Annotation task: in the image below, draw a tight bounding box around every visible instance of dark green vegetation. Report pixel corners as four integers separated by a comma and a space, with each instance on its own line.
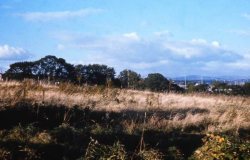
0, 102, 249, 160
3, 55, 250, 95
187, 82, 250, 95
2, 55, 183, 92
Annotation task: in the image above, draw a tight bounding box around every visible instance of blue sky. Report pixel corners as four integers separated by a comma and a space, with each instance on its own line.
0, 0, 250, 77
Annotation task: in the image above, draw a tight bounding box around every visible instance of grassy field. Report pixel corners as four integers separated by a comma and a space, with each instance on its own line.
0, 80, 249, 159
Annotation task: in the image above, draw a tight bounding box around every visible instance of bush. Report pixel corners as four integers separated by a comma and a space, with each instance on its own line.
4, 124, 38, 143
0, 148, 12, 160
191, 134, 250, 159
135, 148, 164, 160
166, 146, 184, 160
84, 138, 126, 160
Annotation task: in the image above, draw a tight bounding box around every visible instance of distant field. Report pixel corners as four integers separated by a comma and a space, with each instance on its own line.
0, 81, 249, 159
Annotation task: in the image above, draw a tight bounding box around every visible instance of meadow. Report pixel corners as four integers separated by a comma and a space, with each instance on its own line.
0, 80, 249, 159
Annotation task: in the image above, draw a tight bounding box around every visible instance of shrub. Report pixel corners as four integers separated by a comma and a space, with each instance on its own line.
19, 146, 42, 160
0, 148, 12, 160
84, 138, 126, 160
29, 131, 52, 144
135, 148, 164, 160
191, 134, 250, 159
4, 124, 38, 143
166, 146, 184, 160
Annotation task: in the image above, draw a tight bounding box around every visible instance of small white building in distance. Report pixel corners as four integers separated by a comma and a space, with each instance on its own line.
0, 73, 3, 81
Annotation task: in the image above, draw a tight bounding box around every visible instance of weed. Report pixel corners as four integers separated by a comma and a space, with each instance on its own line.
192, 134, 250, 159
84, 138, 126, 160
135, 148, 164, 160
0, 148, 12, 160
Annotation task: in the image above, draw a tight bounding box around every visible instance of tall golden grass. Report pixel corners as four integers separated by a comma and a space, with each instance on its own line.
0, 80, 249, 135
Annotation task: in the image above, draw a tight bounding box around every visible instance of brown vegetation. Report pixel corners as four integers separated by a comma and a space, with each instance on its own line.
0, 80, 249, 135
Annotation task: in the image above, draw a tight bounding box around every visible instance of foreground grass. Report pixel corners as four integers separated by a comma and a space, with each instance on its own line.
0, 81, 249, 159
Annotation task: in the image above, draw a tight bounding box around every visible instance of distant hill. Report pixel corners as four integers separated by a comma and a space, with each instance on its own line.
172, 75, 250, 82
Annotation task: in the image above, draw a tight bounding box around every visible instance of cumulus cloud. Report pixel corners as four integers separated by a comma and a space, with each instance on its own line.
54, 32, 245, 76
211, 41, 220, 47
227, 54, 250, 69
123, 32, 140, 41
16, 8, 103, 22
0, 44, 31, 60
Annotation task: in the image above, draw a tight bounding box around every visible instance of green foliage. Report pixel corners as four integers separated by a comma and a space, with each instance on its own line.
84, 138, 126, 160
211, 81, 250, 95
166, 146, 185, 160
144, 73, 169, 92
75, 64, 115, 85
2, 124, 38, 143
52, 124, 82, 145
3, 55, 250, 95
4, 61, 36, 80
36, 55, 76, 81
118, 69, 141, 89
0, 124, 42, 160
90, 123, 113, 135
4, 55, 75, 82
187, 84, 209, 93
191, 134, 250, 160
243, 82, 250, 95
135, 148, 164, 160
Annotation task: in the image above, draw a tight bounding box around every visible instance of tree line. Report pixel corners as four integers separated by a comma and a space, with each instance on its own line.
186, 82, 250, 96
2, 55, 183, 92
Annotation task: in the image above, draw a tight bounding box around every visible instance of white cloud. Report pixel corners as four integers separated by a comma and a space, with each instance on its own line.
54, 32, 244, 76
0, 44, 31, 60
164, 45, 201, 59
211, 41, 220, 47
227, 54, 250, 69
190, 39, 220, 47
16, 8, 103, 22
123, 32, 140, 41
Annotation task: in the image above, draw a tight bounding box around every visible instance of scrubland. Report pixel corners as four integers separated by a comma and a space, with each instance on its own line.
0, 80, 249, 159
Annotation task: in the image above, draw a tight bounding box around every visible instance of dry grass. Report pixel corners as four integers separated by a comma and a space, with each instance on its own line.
0, 80, 249, 135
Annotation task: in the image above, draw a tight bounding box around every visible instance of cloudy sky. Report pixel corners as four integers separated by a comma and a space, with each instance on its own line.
0, 0, 250, 77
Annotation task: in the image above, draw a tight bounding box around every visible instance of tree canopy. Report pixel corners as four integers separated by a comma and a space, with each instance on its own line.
144, 73, 169, 92
75, 64, 115, 85
2, 55, 186, 93
4, 55, 75, 81
4, 55, 116, 86
118, 69, 141, 89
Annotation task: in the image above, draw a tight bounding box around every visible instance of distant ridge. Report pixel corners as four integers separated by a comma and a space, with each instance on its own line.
172, 75, 250, 81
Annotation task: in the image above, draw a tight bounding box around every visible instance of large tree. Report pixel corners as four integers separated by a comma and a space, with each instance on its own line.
34, 55, 75, 81
144, 73, 169, 92
74, 64, 115, 85
243, 83, 250, 95
4, 55, 75, 82
118, 69, 141, 89
4, 62, 35, 80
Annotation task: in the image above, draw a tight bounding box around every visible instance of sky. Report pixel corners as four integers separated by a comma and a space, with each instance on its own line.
0, 0, 250, 77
